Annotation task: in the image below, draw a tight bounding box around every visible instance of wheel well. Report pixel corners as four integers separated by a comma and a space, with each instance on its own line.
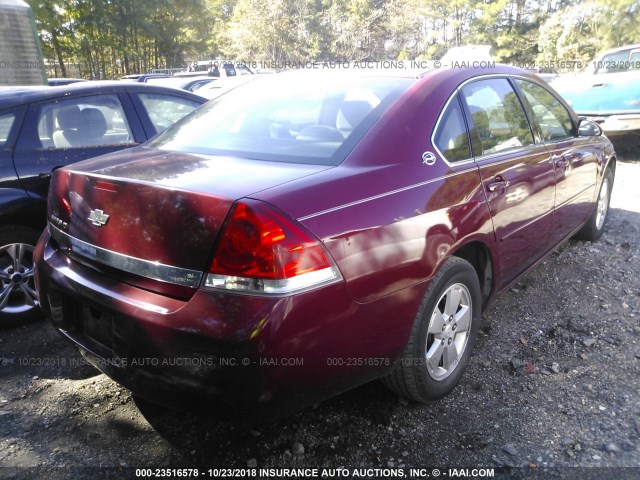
452, 242, 493, 308
1, 202, 47, 233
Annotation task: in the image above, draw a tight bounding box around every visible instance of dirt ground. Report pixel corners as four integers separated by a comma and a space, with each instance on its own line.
1, 141, 639, 480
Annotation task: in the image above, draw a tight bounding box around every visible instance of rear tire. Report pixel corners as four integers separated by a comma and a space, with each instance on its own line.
0, 226, 43, 329
575, 167, 614, 241
382, 257, 481, 403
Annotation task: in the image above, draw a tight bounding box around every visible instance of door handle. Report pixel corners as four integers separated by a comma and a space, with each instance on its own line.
487, 178, 509, 192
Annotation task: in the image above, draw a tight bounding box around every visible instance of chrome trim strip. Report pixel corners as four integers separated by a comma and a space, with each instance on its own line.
204, 266, 341, 296
297, 167, 477, 221
49, 224, 202, 288
473, 148, 548, 166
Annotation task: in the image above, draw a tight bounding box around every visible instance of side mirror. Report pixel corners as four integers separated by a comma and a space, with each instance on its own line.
578, 118, 603, 137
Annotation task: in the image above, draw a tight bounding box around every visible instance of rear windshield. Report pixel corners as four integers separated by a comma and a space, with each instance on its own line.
148, 74, 413, 165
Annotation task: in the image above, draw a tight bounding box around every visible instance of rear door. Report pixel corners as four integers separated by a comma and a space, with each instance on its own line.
460, 77, 556, 289
513, 78, 598, 244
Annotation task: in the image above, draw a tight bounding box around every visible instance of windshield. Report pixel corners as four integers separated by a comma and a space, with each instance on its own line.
148, 73, 414, 165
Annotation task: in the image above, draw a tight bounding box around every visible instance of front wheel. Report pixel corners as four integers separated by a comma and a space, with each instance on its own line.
382, 257, 481, 403
575, 167, 614, 241
0, 227, 43, 329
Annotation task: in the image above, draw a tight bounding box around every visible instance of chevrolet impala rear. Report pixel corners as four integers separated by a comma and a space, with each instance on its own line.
34, 68, 615, 420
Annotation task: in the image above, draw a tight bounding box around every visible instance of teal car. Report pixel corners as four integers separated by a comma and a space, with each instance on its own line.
553, 44, 640, 137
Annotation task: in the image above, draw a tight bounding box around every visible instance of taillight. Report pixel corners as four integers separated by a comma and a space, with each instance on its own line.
205, 200, 341, 294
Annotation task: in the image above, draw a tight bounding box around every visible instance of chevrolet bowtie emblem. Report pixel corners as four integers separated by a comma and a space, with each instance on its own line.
88, 209, 110, 227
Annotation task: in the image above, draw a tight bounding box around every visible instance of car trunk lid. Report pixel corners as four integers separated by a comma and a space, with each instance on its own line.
47, 148, 332, 297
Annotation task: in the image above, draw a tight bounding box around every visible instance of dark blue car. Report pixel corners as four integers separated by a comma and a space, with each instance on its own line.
0, 81, 206, 327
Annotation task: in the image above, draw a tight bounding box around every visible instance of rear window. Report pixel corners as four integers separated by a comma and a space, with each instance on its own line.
36, 94, 134, 149
0, 112, 16, 147
433, 96, 471, 162
148, 74, 413, 165
137, 93, 202, 133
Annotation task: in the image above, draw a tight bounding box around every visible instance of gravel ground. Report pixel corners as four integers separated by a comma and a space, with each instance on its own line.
1, 142, 639, 479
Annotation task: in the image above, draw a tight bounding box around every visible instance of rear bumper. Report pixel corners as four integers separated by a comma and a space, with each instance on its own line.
35, 230, 414, 419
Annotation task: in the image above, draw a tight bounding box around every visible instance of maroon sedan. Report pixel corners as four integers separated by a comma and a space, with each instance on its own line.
34, 66, 615, 420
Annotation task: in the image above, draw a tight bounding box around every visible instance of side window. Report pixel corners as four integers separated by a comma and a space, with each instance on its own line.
516, 79, 574, 142
138, 94, 202, 133
37, 95, 134, 149
595, 50, 632, 74
433, 96, 471, 162
0, 112, 17, 147
461, 78, 534, 156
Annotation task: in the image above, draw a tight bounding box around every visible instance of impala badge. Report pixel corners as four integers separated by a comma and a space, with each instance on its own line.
422, 151, 437, 166
88, 209, 110, 227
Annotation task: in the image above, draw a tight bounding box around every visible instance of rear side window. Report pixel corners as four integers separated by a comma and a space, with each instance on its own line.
516, 79, 574, 141
138, 93, 202, 134
433, 96, 471, 162
37, 95, 134, 149
0, 112, 16, 147
461, 78, 534, 156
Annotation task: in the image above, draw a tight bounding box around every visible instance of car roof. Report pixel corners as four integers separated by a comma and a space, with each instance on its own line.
598, 44, 640, 56
195, 65, 533, 99
48, 78, 89, 85
146, 75, 215, 87
0, 81, 207, 109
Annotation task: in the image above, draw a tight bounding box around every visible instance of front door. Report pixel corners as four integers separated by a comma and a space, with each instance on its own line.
460, 77, 556, 289
513, 79, 598, 243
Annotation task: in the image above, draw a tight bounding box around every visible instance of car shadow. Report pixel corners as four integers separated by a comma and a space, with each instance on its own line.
133, 380, 410, 467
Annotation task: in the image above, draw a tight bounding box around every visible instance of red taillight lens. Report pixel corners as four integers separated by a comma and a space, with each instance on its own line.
210, 201, 333, 280
61, 197, 72, 213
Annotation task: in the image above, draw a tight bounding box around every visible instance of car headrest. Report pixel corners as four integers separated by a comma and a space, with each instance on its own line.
77, 108, 108, 139
56, 105, 82, 130
339, 100, 373, 129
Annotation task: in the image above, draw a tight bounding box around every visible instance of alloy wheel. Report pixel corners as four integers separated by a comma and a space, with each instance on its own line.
0, 243, 39, 315
595, 177, 610, 231
425, 283, 472, 381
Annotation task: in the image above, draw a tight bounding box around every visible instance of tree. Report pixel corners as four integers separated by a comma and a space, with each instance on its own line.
27, 0, 76, 77
224, 0, 331, 64
537, 3, 600, 68
26, 0, 640, 79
